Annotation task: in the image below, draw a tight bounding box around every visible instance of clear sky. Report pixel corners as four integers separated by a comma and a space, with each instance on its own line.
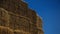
24, 0, 60, 34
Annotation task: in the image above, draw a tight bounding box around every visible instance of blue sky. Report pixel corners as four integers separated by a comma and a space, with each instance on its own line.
25, 0, 60, 34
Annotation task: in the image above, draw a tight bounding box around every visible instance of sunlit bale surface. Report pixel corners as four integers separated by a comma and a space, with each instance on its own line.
0, 0, 43, 34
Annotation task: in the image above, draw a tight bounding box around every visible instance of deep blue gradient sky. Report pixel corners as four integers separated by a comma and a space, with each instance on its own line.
24, 0, 60, 34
